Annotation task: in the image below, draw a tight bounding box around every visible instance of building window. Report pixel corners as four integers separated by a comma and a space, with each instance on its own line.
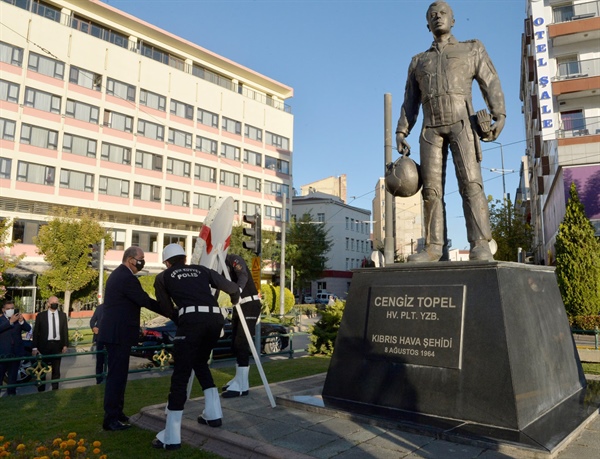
59, 169, 94, 192
106, 78, 135, 101
134, 182, 161, 202
101, 142, 131, 165
243, 176, 261, 192
165, 187, 189, 207
138, 119, 164, 141
266, 131, 290, 150
265, 181, 289, 197
20, 124, 58, 149
193, 193, 216, 210
346, 237, 349, 250
0, 41, 23, 66
163, 234, 186, 250
243, 202, 260, 216
170, 99, 193, 120
66, 99, 100, 124
99, 176, 129, 198
221, 143, 240, 161
264, 205, 282, 221
17, 160, 55, 185
197, 108, 218, 128
112, 229, 126, 250
12, 219, 46, 244
265, 155, 290, 174
166, 157, 191, 177
27, 51, 64, 79
243, 149, 262, 166
0, 79, 19, 103
71, 14, 128, 48
103, 110, 133, 132
196, 135, 217, 155
317, 213, 325, 223
345, 217, 349, 230
69, 65, 102, 90
24, 87, 61, 113
0, 157, 12, 179
222, 117, 241, 135
135, 150, 163, 171
244, 124, 263, 142
220, 170, 240, 188
32, 0, 61, 22
63, 133, 97, 157
132, 230, 157, 253
194, 164, 216, 183
140, 88, 166, 111
168, 128, 192, 148
0, 118, 16, 141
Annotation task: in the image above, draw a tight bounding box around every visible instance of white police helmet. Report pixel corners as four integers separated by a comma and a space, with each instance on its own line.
162, 243, 186, 263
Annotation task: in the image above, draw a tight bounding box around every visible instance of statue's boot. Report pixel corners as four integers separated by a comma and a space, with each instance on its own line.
407, 244, 444, 262
469, 240, 493, 261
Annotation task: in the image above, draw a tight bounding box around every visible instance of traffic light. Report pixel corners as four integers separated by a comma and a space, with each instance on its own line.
242, 213, 261, 256
88, 243, 100, 270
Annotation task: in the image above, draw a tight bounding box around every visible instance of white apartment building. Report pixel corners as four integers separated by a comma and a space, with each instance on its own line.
372, 178, 424, 261
0, 0, 293, 272
519, 0, 600, 264
291, 191, 371, 299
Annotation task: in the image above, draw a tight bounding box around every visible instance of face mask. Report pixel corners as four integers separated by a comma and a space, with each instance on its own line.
135, 259, 145, 270
50, 303, 59, 310
4, 309, 14, 318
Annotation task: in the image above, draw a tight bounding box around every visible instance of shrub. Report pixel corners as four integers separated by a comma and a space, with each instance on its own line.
308, 300, 345, 356
260, 284, 294, 315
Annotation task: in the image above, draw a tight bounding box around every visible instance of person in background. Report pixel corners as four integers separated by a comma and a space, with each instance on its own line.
99, 246, 168, 431
221, 253, 262, 398
151, 244, 240, 450
89, 303, 105, 384
31, 296, 69, 392
0, 300, 32, 396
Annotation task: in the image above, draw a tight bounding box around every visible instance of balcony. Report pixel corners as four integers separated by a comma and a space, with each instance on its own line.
552, 1, 599, 23
553, 57, 600, 81
556, 115, 600, 138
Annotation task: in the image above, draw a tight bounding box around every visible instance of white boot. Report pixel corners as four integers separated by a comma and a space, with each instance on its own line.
221, 364, 237, 392
152, 409, 182, 450
198, 387, 222, 427
222, 365, 250, 398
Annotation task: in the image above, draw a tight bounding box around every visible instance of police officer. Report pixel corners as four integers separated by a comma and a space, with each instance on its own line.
221, 253, 262, 398
152, 244, 240, 450
396, 1, 506, 262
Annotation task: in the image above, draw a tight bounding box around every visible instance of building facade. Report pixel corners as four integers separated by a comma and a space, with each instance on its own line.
291, 191, 371, 299
372, 178, 424, 261
520, 0, 600, 264
0, 0, 293, 272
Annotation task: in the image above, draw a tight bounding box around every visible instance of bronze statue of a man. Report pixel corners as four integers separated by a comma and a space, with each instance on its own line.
396, 1, 506, 262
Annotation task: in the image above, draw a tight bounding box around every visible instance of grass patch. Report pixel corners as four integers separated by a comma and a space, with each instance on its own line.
1, 356, 330, 458
583, 362, 600, 375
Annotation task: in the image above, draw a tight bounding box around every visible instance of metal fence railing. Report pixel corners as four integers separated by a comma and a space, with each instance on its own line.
572, 327, 600, 350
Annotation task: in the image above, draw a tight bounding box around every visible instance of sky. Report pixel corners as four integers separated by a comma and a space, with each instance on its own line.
108, 0, 528, 251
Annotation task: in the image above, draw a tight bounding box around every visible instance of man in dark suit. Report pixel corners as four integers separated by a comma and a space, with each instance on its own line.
31, 296, 69, 392
99, 246, 168, 431
1, 300, 32, 396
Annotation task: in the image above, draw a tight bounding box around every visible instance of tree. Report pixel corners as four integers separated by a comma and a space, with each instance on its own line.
555, 183, 600, 318
34, 208, 112, 316
488, 196, 533, 262
0, 218, 25, 300
286, 212, 333, 291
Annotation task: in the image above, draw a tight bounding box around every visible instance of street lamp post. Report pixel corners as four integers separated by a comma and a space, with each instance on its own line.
489, 141, 507, 203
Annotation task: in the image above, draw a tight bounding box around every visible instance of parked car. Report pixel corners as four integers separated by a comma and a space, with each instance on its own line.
315, 293, 332, 305
303, 296, 315, 304
2, 339, 33, 385
131, 319, 289, 365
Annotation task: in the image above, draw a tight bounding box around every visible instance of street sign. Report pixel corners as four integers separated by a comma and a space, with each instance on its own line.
251, 256, 261, 292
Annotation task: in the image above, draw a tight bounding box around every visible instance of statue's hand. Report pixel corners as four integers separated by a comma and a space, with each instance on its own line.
482, 115, 506, 142
396, 133, 411, 156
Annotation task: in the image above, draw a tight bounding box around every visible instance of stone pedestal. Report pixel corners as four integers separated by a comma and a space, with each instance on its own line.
322, 261, 597, 452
